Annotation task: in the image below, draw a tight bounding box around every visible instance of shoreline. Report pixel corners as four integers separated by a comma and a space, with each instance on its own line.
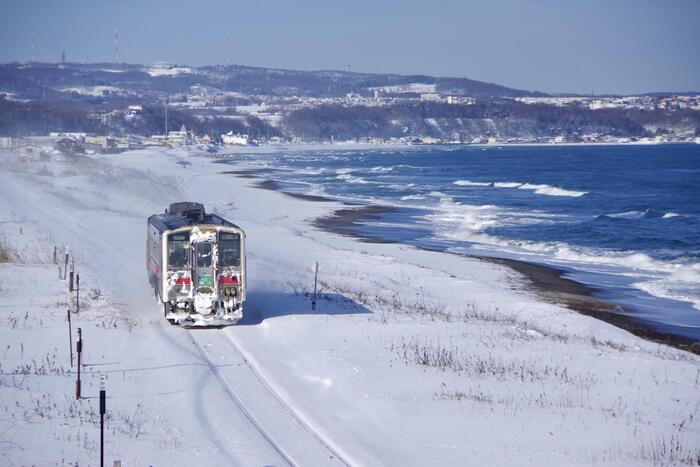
314, 204, 700, 354
227, 169, 700, 355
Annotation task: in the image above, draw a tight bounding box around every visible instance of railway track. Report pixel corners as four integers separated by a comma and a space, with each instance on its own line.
188, 328, 351, 467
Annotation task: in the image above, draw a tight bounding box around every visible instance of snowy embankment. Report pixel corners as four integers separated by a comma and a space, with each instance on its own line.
1, 148, 699, 466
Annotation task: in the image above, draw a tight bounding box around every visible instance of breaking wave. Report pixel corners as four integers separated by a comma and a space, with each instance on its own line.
453, 179, 587, 197
336, 174, 370, 184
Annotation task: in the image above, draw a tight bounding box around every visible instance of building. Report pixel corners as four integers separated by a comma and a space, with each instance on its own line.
84, 136, 119, 153
17, 145, 48, 162
420, 93, 441, 101
127, 104, 143, 115
222, 131, 249, 146
167, 124, 192, 145
54, 138, 84, 155
49, 132, 87, 139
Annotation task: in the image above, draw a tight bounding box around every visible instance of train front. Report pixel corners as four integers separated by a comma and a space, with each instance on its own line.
164, 226, 245, 325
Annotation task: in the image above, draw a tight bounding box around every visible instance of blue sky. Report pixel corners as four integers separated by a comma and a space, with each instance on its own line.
1, 0, 698, 95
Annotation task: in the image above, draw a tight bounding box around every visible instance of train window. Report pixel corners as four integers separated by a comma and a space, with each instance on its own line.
219, 232, 240, 267
168, 233, 189, 268
195, 242, 212, 268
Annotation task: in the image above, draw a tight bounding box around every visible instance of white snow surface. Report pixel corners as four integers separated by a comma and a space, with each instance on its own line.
0, 149, 699, 466
59, 86, 133, 97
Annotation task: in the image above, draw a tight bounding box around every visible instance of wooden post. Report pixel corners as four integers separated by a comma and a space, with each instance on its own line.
69, 262, 74, 292
53, 246, 57, 264
75, 328, 82, 400
312, 262, 318, 311
67, 309, 73, 367
75, 273, 80, 314
63, 253, 69, 280
99, 376, 106, 467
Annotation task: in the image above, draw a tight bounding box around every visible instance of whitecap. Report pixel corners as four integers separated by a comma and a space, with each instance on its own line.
453, 179, 587, 197
369, 166, 394, 173
606, 211, 646, 220
517, 183, 587, 197
336, 174, 369, 184
453, 180, 491, 187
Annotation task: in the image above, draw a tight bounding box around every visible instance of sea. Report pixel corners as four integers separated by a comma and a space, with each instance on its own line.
224, 144, 700, 341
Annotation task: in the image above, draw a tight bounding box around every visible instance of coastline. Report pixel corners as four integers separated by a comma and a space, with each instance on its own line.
237, 171, 700, 355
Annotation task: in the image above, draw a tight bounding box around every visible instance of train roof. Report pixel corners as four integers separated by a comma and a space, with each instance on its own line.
148, 202, 241, 233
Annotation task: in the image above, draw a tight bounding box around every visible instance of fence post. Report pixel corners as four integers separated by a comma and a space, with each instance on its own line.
100, 375, 106, 467
75, 273, 80, 314
67, 308, 73, 367
312, 262, 319, 311
75, 328, 82, 400
69, 262, 74, 292
53, 246, 57, 264
63, 252, 69, 280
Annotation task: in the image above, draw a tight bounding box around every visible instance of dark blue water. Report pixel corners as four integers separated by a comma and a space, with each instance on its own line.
226, 144, 700, 340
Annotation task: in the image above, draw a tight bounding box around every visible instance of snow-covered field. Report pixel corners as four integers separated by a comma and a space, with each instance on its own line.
1, 148, 699, 466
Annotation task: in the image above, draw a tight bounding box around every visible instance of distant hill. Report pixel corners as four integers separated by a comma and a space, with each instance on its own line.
0, 62, 544, 101
0, 62, 697, 142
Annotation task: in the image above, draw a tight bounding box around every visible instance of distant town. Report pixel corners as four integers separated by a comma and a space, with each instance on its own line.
1, 61, 699, 157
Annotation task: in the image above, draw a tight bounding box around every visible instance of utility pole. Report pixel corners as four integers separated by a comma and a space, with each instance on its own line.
31, 29, 35, 62
164, 96, 168, 139
114, 27, 119, 63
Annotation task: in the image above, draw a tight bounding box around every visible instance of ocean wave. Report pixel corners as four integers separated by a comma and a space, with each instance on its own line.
430, 210, 700, 310
401, 194, 427, 201
604, 210, 647, 220
335, 168, 356, 175
368, 165, 395, 173
384, 183, 417, 191
336, 173, 369, 184
453, 179, 587, 197
634, 268, 700, 311
453, 180, 491, 187
518, 183, 587, 197
603, 209, 684, 220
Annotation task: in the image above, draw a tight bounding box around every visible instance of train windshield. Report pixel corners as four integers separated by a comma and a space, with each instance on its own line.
167, 233, 190, 268
195, 242, 212, 268
218, 232, 241, 267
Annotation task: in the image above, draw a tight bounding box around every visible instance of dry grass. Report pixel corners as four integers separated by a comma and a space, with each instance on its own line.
0, 237, 18, 263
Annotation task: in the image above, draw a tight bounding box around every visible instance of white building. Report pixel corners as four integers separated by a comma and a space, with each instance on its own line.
222, 131, 249, 146
167, 124, 192, 145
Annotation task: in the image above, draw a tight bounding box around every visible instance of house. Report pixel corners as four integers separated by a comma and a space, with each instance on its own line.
127, 104, 143, 115
197, 134, 212, 145
54, 138, 84, 155
221, 131, 249, 145
167, 124, 192, 145
84, 136, 119, 153
17, 145, 48, 162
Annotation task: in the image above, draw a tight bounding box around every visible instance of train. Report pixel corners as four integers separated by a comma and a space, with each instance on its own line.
147, 202, 246, 325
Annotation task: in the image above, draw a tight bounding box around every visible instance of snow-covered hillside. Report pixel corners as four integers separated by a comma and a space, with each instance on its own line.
1, 148, 698, 466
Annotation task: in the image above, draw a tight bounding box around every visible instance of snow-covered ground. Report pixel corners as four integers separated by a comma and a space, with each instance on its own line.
1, 148, 699, 466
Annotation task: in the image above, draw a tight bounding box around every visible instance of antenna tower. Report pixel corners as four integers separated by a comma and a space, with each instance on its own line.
114, 27, 119, 63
